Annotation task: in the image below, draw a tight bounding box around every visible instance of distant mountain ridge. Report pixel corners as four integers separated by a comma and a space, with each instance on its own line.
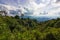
0, 4, 59, 22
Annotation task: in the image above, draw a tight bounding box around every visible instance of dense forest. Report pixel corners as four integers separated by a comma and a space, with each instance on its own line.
0, 15, 60, 40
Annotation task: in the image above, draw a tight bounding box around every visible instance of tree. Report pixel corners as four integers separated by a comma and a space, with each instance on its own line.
15, 15, 20, 19
46, 33, 57, 40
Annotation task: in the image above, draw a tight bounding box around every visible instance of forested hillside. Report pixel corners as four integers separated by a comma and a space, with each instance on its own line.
0, 15, 60, 40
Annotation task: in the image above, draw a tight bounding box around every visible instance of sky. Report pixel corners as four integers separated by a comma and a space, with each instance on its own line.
0, 0, 60, 17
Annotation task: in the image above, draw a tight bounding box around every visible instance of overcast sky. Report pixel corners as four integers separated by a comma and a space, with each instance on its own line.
0, 0, 60, 17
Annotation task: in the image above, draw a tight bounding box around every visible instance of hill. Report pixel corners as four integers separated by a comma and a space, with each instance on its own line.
0, 15, 60, 40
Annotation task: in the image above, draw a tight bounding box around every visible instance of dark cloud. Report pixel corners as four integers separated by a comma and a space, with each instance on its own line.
56, 0, 60, 2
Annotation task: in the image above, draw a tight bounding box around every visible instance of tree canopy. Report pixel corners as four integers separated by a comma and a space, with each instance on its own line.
0, 15, 60, 40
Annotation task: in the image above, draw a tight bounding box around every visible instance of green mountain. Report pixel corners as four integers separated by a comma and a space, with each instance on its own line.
0, 15, 60, 40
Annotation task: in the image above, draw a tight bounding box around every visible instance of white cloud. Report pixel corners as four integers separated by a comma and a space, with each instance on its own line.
0, 0, 60, 17
21, 0, 60, 17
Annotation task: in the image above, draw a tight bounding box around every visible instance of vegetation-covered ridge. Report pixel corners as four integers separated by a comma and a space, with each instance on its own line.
0, 15, 60, 40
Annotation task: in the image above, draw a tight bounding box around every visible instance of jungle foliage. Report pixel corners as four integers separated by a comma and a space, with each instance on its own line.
0, 15, 60, 40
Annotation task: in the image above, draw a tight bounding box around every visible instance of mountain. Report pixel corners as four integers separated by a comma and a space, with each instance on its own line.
0, 15, 60, 40
0, 4, 60, 21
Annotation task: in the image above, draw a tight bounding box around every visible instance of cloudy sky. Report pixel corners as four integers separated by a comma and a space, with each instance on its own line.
0, 0, 60, 17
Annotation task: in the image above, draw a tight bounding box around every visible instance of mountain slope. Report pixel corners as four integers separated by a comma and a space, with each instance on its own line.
0, 16, 60, 40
